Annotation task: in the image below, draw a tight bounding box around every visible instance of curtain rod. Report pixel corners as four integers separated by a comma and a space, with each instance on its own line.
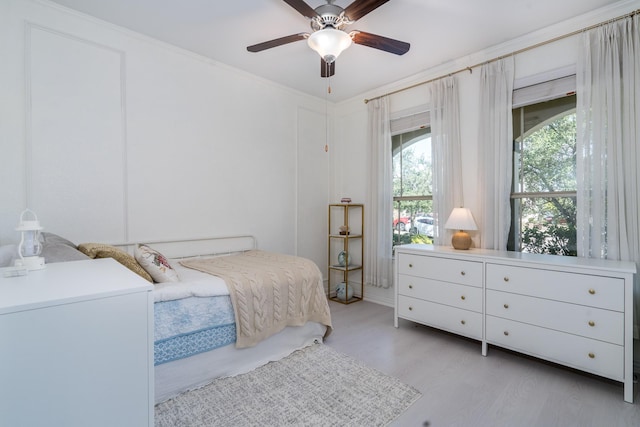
363, 8, 640, 104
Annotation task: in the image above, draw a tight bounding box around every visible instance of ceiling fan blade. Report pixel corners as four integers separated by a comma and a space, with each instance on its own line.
282, 0, 319, 19
344, 0, 390, 21
247, 33, 308, 53
351, 31, 410, 55
321, 58, 335, 78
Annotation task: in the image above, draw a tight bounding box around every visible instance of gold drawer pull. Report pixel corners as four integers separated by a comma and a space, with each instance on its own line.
588, 321, 595, 327
408, 306, 413, 311
408, 263, 413, 268
503, 331, 509, 336
588, 288, 596, 295
460, 271, 466, 276
503, 277, 509, 282
503, 304, 509, 309
460, 295, 466, 300
588, 352, 595, 359
460, 320, 466, 325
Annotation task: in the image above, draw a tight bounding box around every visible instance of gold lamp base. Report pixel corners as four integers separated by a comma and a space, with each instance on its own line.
451, 230, 472, 250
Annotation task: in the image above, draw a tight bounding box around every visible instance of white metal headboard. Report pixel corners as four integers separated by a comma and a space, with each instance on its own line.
113, 235, 256, 259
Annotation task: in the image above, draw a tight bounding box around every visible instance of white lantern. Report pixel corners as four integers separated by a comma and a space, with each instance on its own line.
15, 209, 45, 270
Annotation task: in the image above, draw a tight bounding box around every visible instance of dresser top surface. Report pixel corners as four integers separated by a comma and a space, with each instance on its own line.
395, 244, 637, 274
0, 258, 152, 314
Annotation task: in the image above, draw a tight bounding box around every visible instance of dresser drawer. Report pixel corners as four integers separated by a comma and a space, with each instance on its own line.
486, 290, 624, 345
486, 263, 624, 311
486, 316, 623, 381
398, 253, 482, 287
398, 295, 482, 340
398, 274, 482, 312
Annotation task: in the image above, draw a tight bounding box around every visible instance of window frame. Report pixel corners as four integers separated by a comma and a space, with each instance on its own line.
391, 109, 433, 245
509, 76, 577, 255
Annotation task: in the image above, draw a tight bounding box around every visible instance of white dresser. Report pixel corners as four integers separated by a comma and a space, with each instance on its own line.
394, 244, 636, 403
0, 258, 154, 426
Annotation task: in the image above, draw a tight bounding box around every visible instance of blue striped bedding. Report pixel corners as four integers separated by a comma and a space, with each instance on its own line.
154, 294, 236, 365
151, 257, 236, 365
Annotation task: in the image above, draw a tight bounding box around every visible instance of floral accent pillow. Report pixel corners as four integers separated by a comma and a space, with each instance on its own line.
134, 244, 179, 283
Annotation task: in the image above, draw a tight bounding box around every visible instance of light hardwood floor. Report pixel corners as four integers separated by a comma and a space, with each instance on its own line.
324, 300, 640, 427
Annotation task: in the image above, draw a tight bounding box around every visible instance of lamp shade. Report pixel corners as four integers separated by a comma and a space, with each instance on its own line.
307, 28, 352, 64
444, 208, 477, 250
444, 208, 478, 231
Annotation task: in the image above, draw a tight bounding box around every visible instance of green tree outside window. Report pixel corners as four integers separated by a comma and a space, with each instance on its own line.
510, 95, 577, 256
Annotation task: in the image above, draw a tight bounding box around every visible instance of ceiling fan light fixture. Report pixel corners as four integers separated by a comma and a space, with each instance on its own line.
307, 28, 352, 64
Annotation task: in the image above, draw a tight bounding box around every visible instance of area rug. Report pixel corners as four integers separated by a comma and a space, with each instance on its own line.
155, 343, 421, 427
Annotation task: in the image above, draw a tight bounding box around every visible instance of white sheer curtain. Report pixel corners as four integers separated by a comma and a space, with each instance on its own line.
428, 76, 463, 245
476, 58, 515, 250
576, 14, 640, 338
365, 96, 393, 288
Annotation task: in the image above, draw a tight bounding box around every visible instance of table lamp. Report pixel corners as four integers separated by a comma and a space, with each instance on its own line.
444, 207, 477, 250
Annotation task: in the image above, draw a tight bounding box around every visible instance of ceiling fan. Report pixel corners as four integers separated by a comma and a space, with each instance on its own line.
247, 0, 410, 78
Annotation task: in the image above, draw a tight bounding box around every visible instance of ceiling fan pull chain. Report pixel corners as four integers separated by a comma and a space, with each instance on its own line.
324, 59, 332, 94
324, 73, 329, 153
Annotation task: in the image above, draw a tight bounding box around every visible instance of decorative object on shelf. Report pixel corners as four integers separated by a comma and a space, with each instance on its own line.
15, 209, 45, 270
444, 207, 478, 250
338, 225, 350, 235
335, 282, 354, 301
337, 250, 350, 267
340, 197, 351, 203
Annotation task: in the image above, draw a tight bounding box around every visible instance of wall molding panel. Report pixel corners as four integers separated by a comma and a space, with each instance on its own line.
26, 22, 128, 243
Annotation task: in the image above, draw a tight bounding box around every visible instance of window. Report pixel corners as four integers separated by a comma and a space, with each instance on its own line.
509, 83, 577, 256
392, 127, 433, 246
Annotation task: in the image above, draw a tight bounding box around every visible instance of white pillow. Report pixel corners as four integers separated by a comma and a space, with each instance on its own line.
134, 244, 180, 283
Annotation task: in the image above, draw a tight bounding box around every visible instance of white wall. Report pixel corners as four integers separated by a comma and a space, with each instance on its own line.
2, 0, 636, 294
333, 1, 638, 306
0, 0, 330, 270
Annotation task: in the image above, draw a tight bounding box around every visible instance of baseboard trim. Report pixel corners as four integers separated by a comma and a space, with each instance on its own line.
361, 285, 394, 307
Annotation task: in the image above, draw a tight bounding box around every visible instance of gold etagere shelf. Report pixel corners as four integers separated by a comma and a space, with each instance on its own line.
328, 203, 364, 304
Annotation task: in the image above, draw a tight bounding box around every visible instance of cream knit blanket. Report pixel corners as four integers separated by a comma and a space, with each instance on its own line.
180, 250, 332, 348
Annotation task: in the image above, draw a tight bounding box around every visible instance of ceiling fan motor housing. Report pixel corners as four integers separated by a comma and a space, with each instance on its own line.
311, 4, 352, 31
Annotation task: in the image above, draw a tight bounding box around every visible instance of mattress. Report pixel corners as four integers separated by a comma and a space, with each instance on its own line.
154, 295, 236, 365
153, 260, 234, 366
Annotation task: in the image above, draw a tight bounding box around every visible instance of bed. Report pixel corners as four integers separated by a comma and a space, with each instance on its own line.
37, 233, 332, 403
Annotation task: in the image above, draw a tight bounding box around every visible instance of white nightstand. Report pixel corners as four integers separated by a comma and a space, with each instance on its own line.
0, 258, 154, 426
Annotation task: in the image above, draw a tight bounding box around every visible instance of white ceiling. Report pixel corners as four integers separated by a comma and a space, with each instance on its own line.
48, 0, 626, 102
